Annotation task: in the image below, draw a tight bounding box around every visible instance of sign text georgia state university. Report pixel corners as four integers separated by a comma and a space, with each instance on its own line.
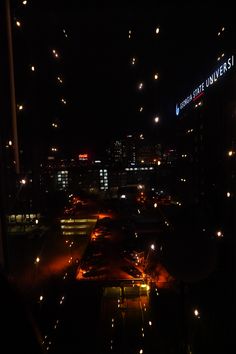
176, 55, 234, 116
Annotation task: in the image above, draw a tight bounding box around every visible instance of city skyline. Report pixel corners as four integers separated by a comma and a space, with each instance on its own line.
0, 2, 235, 353
8, 1, 235, 160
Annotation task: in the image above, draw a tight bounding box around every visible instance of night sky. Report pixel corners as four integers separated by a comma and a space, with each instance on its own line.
14, 1, 234, 158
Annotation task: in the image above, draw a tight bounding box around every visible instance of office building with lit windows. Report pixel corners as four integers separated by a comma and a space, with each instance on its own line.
174, 53, 236, 237
160, 20, 236, 353
170, 23, 236, 351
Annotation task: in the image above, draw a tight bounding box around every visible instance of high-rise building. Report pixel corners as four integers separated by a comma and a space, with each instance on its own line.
174, 21, 236, 234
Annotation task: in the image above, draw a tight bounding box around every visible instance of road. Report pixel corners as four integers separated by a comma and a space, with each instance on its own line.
8, 199, 231, 354
97, 285, 159, 354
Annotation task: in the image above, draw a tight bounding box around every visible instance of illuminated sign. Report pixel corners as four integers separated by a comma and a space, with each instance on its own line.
176, 55, 234, 116
79, 154, 88, 160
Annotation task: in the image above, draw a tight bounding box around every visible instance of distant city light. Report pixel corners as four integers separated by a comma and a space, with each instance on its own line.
150, 244, 155, 250
63, 29, 68, 38
138, 82, 143, 90
216, 230, 223, 238
18, 104, 24, 110
139, 106, 143, 112
22, 0, 27, 4
31, 65, 35, 71
16, 20, 21, 27
194, 309, 200, 317
154, 73, 159, 80
155, 27, 160, 34
154, 116, 159, 123
52, 49, 59, 58
226, 192, 231, 198
20, 179, 26, 184
57, 76, 63, 83
228, 150, 234, 156
9, 140, 13, 146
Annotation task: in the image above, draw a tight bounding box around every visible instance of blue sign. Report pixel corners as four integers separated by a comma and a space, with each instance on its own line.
176, 55, 234, 116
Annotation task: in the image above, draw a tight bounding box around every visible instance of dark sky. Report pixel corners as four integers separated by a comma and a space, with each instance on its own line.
63, 3, 233, 155
18, 1, 235, 158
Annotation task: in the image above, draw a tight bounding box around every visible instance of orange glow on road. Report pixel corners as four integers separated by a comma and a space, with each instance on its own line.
40, 255, 74, 277
154, 264, 175, 288
14, 255, 79, 291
